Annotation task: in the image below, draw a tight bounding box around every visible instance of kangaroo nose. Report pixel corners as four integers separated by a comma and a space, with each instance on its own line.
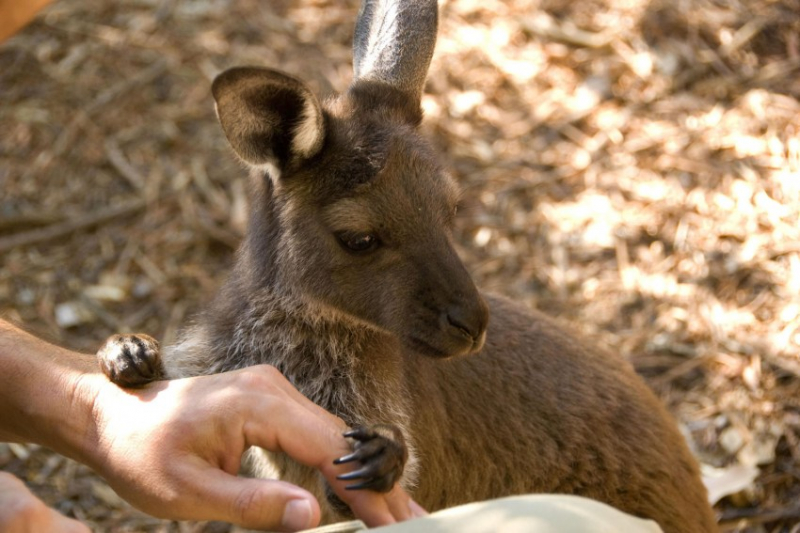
446, 300, 488, 342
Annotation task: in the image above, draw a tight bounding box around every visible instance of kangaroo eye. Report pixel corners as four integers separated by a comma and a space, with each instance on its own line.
336, 231, 381, 253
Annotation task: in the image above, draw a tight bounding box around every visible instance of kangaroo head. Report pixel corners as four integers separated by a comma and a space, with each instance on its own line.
212, 0, 488, 358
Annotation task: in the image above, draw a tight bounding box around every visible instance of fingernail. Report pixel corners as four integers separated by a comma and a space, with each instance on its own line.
409, 499, 428, 518
282, 499, 313, 531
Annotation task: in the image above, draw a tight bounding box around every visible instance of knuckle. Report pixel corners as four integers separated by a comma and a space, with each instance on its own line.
233, 369, 264, 391
256, 364, 285, 382
239, 365, 286, 389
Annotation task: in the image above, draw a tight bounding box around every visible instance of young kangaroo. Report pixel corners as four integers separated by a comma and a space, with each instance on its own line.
97, 0, 718, 531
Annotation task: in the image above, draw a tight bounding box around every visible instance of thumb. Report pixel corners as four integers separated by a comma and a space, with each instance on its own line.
194, 468, 321, 531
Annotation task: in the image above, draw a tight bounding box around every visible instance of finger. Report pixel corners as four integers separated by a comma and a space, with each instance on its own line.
231, 368, 420, 527
241, 390, 409, 526
347, 483, 416, 524
383, 484, 423, 522
240, 382, 352, 465
0, 473, 91, 533
53, 514, 92, 533
243, 366, 347, 430
177, 466, 321, 532
409, 498, 429, 518
338, 488, 401, 527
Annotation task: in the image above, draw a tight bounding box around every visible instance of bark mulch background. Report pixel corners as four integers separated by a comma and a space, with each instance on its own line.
1, 0, 799, 531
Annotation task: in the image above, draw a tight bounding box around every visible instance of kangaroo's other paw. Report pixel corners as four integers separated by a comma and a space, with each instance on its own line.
334, 424, 407, 492
97, 333, 164, 388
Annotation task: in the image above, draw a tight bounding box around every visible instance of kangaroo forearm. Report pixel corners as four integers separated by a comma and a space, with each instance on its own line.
0, 320, 99, 464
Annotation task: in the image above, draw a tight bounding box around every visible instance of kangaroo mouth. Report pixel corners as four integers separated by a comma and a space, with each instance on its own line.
405, 331, 485, 359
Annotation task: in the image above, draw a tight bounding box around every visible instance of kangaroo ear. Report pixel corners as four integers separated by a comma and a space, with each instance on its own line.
350, 0, 438, 125
212, 67, 325, 172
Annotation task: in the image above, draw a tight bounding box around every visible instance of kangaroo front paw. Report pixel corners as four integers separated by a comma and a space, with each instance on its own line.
97, 333, 164, 388
334, 424, 407, 492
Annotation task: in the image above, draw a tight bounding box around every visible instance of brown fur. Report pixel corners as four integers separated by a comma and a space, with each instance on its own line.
98, 1, 719, 530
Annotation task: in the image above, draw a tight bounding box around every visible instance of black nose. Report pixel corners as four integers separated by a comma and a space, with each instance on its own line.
446, 300, 488, 342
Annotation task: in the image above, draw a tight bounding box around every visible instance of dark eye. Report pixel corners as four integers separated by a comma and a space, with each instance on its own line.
336, 231, 381, 253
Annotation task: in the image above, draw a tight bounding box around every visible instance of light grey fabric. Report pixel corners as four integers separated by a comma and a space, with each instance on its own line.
302, 495, 665, 533
302, 520, 368, 533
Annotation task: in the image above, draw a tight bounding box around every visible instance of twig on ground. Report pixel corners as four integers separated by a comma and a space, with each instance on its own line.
22, 60, 170, 180
521, 12, 613, 49
0, 199, 146, 254
0, 213, 65, 232
104, 139, 145, 191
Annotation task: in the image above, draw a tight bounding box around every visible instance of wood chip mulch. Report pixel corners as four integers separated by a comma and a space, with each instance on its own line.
1, 0, 798, 531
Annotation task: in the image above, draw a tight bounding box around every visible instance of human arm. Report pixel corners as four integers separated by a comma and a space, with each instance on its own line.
0, 319, 425, 531
0, 0, 53, 42
0, 472, 89, 533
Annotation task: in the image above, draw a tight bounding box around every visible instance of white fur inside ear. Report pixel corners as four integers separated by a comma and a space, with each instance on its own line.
292, 96, 323, 158
252, 161, 282, 182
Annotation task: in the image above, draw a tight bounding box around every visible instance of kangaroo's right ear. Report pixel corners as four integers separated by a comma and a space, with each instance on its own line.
350, 0, 438, 126
212, 67, 324, 173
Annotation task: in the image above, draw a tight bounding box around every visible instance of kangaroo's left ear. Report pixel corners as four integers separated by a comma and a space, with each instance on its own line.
212, 67, 325, 173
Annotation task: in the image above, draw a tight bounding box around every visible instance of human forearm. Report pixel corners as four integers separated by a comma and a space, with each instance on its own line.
0, 319, 98, 463
0, 0, 53, 42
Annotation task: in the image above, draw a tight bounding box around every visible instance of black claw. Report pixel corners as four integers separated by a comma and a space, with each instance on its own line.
343, 427, 371, 441
336, 467, 373, 481
335, 424, 405, 493
333, 452, 361, 465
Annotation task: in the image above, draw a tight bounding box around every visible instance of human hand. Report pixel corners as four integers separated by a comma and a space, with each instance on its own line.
0, 471, 90, 533
73, 365, 425, 531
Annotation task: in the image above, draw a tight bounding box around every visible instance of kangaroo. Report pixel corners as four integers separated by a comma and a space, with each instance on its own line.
96, 1, 718, 531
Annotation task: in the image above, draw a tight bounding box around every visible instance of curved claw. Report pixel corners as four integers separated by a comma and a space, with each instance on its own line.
344, 428, 370, 440
334, 423, 406, 493
343, 427, 372, 441
333, 451, 362, 465
336, 467, 373, 481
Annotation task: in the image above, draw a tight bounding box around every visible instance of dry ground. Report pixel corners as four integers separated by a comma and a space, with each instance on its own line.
1, 0, 799, 531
